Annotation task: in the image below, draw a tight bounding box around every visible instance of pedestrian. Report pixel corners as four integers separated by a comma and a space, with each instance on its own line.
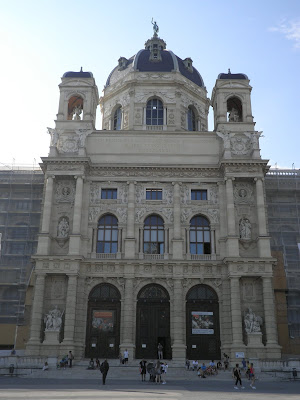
223, 353, 229, 370
95, 358, 100, 369
68, 351, 74, 368
157, 342, 163, 359
185, 359, 190, 370
249, 363, 256, 389
155, 360, 161, 384
246, 360, 251, 379
100, 359, 109, 385
123, 349, 129, 365
140, 358, 147, 381
232, 363, 245, 390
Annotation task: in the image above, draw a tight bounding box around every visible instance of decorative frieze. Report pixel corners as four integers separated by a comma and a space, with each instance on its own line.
55, 180, 76, 204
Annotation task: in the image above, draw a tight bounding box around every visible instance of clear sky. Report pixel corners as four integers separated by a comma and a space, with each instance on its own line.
0, 0, 299, 169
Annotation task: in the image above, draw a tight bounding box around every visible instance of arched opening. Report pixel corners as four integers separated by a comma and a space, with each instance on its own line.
136, 284, 171, 359
190, 215, 211, 254
187, 106, 196, 131
67, 95, 83, 120
227, 96, 242, 122
186, 284, 221, 360
85, 283, 121, 358
113, 106, 122, 130
97, 214, 118, 254
143, 214, 164, 255
146, 98, 163, 125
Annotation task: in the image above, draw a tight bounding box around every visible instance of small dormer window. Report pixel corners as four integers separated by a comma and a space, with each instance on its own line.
183, 58, 193, 73
118, 57, 128, 71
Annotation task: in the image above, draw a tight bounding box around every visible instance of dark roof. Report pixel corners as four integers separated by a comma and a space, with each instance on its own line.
136, 50, 174, 72
63, 70, 93, 78
218, 72, 248, 80
176, 56, 204, 87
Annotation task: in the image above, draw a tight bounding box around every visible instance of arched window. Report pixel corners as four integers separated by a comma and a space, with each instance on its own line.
97, 214, 118, 254
113, 107, 122, 130
187, 106, 196, 131
146, 99, 163, 125
190, 215, 211, 254
68, 95, 83, 120
144, 214, 164, 254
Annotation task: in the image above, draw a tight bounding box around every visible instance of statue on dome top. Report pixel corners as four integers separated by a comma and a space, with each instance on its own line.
151, 18, 159, 36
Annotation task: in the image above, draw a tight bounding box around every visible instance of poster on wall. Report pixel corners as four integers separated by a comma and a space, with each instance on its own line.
191, 311, 214, 334
92, 310, 114, 332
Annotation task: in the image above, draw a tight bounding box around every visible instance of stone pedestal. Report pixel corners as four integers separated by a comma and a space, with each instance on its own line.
246, 332, 265, 359
43, 330, 60, 345
247, 332, 263, 347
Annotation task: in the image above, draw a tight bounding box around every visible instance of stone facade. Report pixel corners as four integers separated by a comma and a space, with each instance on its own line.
25, 33, 281, 361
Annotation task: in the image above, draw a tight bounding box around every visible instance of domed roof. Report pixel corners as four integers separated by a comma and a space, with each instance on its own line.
63, 68, 93, 78
105, 35, 205, 88
218, 69, 248, 80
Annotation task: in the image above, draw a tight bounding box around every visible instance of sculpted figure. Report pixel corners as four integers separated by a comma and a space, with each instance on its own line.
240, 218, 251, 240
228, 107, 240, 122
216, 130, 231, 150
57, 217, 69, 238
47, 127, 59, 146
151, 18, 159, 35
72, 105, 82, 120
44, 306, 64, 331
244, 308, 262, 334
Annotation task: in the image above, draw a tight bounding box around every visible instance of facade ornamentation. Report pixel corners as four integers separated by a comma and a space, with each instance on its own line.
230, 134, 251, 155
239, 218, 251, 240
57, 135, 79, 153
234, 183, 254, 204
209, 186, 218, 204
244, 308, 262, 334
44, 306, 64, 331
57, 217, 69, 238
55, 180, 76, 204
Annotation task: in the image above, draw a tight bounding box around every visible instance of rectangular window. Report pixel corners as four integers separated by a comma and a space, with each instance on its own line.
146, 189, 162, 200
101, 189, 117, 200
191, 190, 207, 201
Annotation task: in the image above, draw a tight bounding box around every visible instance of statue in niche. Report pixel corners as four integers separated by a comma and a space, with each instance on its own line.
72, 105, 82, 120
244, 308, 262, 334
228, 107, 240, 122
44, 306, 64, 331
57, 217, 69, 238
240, 218, 251, 240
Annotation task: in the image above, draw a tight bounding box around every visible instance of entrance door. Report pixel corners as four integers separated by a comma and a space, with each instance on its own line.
136, 284, 171, 359
186, 285, 221, 360
85, 284, 121, 358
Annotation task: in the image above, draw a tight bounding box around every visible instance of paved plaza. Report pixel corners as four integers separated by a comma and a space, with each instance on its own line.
0, 365, 299, 400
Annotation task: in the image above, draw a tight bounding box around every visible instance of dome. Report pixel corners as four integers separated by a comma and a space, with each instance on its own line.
218, 70, 248, 80
63, 68, 93, 78
105, 35, 205, 88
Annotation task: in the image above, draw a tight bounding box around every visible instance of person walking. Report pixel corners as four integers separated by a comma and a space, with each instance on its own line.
123, 349, 129, 365
100, 359, 109, 385
140, 358, 147, 381
68, 351, 74, 368
249, 363, 256, 389
232, 363, 245, 390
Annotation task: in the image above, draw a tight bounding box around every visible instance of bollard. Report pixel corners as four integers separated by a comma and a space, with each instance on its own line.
292, 368, 297, 380
9, 364, 14, 375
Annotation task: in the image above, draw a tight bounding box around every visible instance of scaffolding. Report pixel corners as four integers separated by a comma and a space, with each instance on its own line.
0, 165, 43, 348
265, 169, 300, 338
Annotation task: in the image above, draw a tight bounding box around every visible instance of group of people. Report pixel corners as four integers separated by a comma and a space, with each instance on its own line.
140, 359, 168, 384
233, 361, 256, 390
55, 351, 74, 369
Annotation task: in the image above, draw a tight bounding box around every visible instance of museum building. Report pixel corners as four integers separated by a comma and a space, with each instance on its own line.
24, 29, 282, 361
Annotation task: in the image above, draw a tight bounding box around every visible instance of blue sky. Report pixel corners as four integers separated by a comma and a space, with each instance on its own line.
0, 0, 299, 168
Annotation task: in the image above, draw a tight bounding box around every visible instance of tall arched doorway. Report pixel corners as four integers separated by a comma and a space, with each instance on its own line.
85, 283, 121, 358
186, 285, 221, 360
136, 284, 171, 359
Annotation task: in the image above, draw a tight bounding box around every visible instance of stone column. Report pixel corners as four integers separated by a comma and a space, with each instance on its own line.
262, 277, 278, 345
124, 182, 136, 258
37, 176, 54, 255
41, 176, 54, 233
69, 176, 84, 254
172, 279, 186, 360
27, 273, 46, 346
225, 178, 239, 256
63, 274, 78, 345
210, 229, 216, 256
230, 277, 244, 348
172, 182, 183, 259
120, 278, 135, 359
255, 178, 271, 257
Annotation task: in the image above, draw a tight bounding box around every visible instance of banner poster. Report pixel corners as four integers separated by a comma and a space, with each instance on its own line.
191, 311, 214, 334
92, 310, 114, 332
